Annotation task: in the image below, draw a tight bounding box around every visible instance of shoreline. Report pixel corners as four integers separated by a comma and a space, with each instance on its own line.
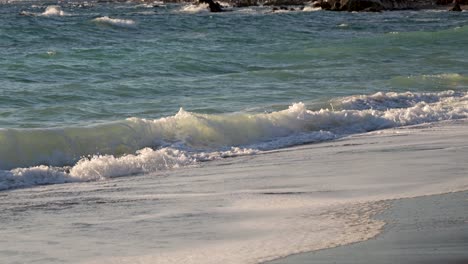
266, 191, 468, 264
1, 120, 467, 263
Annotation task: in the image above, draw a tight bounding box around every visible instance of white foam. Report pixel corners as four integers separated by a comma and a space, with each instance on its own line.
0, 166, 72, 191
178, 3, 209, 13
0, 146, 259, 191
303, 6, 321, 12
69, 147, 196, 180
0, 90, 466, 187
41, 5, 66, 16
92, 16, 136, 27
335, 90, 465, 110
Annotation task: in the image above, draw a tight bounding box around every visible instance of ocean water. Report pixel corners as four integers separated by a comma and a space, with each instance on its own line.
1, 2, 467, 178
1, 1, 468, 263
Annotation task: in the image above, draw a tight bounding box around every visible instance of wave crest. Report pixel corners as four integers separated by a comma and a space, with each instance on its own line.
42, 5, 66, 16
1, 90, 467, 170
92, 16, 136, 27
178, 3, 209, 13
0, 90, 467, 190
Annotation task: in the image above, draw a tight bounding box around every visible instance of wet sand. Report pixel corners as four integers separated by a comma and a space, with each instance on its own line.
267, 191, 468, 264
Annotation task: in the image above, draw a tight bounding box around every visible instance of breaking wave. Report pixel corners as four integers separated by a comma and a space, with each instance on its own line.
0, 90, 467, 190
41, 5, 66, 16
92, 16, 136, 27
178, 3, 209, 13
19, 5, 68, 17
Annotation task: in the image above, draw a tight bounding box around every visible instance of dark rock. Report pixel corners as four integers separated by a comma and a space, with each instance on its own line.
233, 0, 258, 7
158, 0, 442, 10
311, 0, 322, 7
449, 2, 462, 10
320, 0, 333, 9
331, 0, 341, 10
341, 0, 384, 11
436, 0, 452, 4
263, 0, 307, 5
438, 0, 467, 4
362, 5, 383, 10
199, 0, 223, 12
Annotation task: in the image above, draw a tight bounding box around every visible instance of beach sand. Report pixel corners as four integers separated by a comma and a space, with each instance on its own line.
267, 191, 468, 264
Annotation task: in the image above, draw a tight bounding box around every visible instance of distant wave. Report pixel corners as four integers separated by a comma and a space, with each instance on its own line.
178, 3, 209, 13
302, 6, 321, 12
390, 73, 468, 89
0, 90, 467, 190
92, 16, 136, 27
19, 5, 67, 17
41, 5, 66, 16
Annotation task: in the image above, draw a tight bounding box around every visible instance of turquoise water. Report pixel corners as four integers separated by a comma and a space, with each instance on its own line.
0, 1, 468, 186
2, 3, 467, 127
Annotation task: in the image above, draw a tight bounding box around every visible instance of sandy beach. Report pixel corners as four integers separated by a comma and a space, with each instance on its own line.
267, 191, 468, 264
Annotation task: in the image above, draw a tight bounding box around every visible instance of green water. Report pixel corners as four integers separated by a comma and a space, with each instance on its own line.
1, 2, 467, 129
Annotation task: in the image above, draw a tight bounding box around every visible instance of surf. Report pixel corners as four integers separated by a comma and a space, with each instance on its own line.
0, 90, 466, 190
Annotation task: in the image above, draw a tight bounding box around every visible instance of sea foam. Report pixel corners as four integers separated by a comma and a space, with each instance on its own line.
302, 6, 321, 12
0, 90, 466, 190
179, 3, 209, 13
92, 16, 136, 27
0, 147, 258, 191
41, 5, 66, 16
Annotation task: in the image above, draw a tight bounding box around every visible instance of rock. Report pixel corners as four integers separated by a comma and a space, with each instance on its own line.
263, 0, 307, 5
166, 0, 441, 10
331, 0, 342, 9
438, 0, 467, 5
233, 0, 258, 7
449, 2, 462, 10
199, 0, 223, 12
320, 0, 334, 9
311, 0, 322, 7
340, 0, 384, 11
436, 0, 452, 4
362, 5, 383, 10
